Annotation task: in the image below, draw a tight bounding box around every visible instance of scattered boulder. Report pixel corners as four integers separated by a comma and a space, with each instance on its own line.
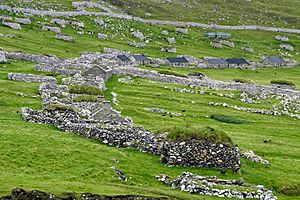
3, 22, 21, 30
0, 53, 7, 63
241, 46, 254, 53
98, 33, 108, 40
176, 28, 188, 34
210, 41, 222, 48
161, 47, 176, 53
275, 35, 289, 42
280, 43, 294, 51
15, 17, 31, 25
161, 30, 169, 35
220, 40, 235, 48
94, 17, 105, 26
167, 37, 176, 44
42, 25, 61, 33
55, 34, 74, 42
128, 42, 146, 48
132, 30, 145, 40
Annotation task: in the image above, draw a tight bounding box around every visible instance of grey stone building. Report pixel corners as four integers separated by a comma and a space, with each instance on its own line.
262, 56, 285, 67
83, 66, 112, 81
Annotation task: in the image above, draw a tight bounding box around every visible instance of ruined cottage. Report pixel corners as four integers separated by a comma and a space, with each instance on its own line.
83, 66, 112, 81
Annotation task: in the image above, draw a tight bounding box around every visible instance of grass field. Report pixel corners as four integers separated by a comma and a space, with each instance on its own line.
1, 2, 300, 199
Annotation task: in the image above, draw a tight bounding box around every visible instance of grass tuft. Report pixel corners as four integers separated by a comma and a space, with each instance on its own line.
232, 78, 254, 84
158, 70, 187, 78
69, 85, 103, 95
162, 125, 233, 145
73, 95, 99, 102
211, 114, 251, 124
270, 80, 295, 87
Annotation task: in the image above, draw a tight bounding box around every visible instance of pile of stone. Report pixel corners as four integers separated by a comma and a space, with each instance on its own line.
220, 40, 235, 48
98, 33, 108, 40
128, 42, 146, 48
50, 18, 84, 28
3, 188, 166, 200
161, 47, 176, 53
160, 141, 240, 171
275, 35, 289, 42
176, 28, 188, 34
279, 44, 294, 51
210, 41, 222, 48
118, 76, 134, 84
167, 37, 176, 44
240, 150, 271, 165
8, 73, 57, 83
0, 53, 7, 63
132, 30, 145, 40
241, 46, 255, 53
42, 25, 61, 33
156, 172, 277, 200
15, 17, 31, 24
3, 21, 21, 30
55, 34, 73, 42
144, 107, 185, 117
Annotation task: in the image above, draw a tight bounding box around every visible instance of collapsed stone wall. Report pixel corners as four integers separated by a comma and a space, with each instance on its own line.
22, 108, 241, 170
8, 73, 57, 83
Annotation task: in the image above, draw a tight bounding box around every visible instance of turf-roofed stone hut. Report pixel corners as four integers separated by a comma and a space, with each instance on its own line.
160, 126, 241, 171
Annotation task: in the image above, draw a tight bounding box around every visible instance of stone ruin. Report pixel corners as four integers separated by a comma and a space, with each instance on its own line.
8, 73, 57, 83
128, 42, 146, 48
42, 25, 61, 33
275, 35, 289, 42
156, 172, 277, 200
15, 17, 31, 25
279, 43, 294, 51
0, 53, 6, 63
176, 28, 188, 34
50, 18, 84, 28
3, 21, 21, 30
55, 34, 74, 42
98, 33, 108, 40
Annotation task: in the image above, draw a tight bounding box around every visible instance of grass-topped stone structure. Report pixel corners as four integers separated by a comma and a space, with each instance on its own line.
160, 126, 240, 171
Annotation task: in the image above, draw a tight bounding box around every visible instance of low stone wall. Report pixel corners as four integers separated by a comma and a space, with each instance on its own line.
156, 172, 277, 200
2, 188, 168, 200
161, 141, 240, 170
22, 108, 241, 170
8, 73, 57, 83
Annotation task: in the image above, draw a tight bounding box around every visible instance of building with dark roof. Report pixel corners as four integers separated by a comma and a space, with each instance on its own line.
165, 57, 189, 66
116, 55, 131, 64
133, 54, 149, 65
226, 58, 249, 67
205, 58, 228, 68
262, 56, 285, 67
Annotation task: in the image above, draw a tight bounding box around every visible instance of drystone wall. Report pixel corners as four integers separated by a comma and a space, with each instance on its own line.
0, 5, 300, 34
8, 73, 57, 83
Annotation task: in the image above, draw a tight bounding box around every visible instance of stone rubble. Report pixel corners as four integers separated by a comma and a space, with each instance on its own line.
3, 21, 22, 30
55, 34, 73, 42
156, 172, 277, 200
42, 25, 61, 33
98, 33, 108, 40
240, 150, 271, 165
15, 17, 31, 24
8, 73, 57, 83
